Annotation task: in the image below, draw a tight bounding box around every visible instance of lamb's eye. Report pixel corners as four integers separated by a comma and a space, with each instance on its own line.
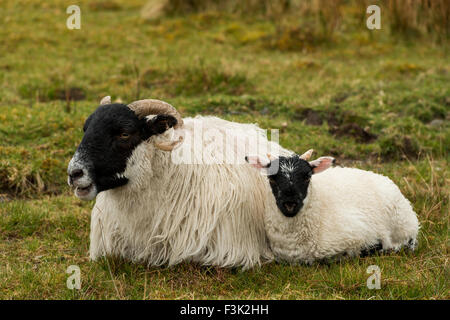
119, 133, 130, 140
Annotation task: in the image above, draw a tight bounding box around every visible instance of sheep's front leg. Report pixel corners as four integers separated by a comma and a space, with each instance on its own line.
89, 206, 105, 260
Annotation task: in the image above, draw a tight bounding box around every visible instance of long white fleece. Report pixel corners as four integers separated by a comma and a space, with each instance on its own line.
89, 116, 291, 269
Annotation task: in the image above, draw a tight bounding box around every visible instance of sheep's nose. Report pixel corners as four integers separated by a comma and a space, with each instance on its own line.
69, 168, 84, 183
283, 201, 297, 212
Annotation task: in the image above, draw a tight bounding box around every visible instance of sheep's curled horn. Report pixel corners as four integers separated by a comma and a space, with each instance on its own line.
100, 96, 184, 151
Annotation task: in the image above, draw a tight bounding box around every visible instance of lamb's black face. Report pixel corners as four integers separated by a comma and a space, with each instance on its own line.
67, 103, 177, 200
267, 156, 313, 217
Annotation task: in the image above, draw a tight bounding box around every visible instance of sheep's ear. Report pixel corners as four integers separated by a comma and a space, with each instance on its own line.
100, 96, 111, 105
309, 156, 335, 174
145, 114, 178, 136
245, 155, 271, 170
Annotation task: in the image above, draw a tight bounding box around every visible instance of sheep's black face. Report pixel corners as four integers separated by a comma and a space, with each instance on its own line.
67, 103, 177, 200
267, 156, 313, 217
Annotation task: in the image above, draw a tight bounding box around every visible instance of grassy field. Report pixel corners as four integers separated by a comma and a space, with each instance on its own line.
0, 0, 448, 299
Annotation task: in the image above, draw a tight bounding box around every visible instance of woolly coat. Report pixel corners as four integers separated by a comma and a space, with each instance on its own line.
265, 167, 420, 264
89, 116, 291, 269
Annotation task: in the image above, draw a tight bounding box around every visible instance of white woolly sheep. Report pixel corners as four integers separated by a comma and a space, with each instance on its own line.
246, 150, 420, 264
68, 96, 291, 269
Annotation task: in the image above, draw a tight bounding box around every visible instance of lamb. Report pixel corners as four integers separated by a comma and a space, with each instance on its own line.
67, 96, 291, 269
245, 150, 420, 264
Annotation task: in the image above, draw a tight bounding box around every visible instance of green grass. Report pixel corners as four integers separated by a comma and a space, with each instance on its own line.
0, 0, 448, 299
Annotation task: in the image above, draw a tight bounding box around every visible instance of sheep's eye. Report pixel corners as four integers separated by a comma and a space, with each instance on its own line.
119, 133, 130, 140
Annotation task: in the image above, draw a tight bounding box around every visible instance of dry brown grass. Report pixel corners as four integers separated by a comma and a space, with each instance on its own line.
143, 0, 449, 41
384, 0, 450, 40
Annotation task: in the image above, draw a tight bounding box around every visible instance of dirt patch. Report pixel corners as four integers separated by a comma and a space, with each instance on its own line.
379, 135, 421, 161
296, 108, 323, 125
0, 169, 65, 199
295, 107, 377, 143
49, 87, 86, 101
332, 92, 350, 104
19, 84, 86, 102
400, 137, 419, 158
0, 64, 12, 71
0, 193, 12, 202
329, 123, 377, 143
140, 68, 171, 89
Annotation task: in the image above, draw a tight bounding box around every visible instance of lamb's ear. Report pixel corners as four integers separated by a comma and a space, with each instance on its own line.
145, 114, 178, 136
245, 155, 271, 170
309, 156, 335, 174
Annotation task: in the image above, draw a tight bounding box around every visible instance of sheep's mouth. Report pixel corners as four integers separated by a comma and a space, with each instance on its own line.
73, 183, 97, 200
75, 183, 93, 196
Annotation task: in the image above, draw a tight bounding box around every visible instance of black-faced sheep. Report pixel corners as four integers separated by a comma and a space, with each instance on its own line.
68, 96, 291, 268
246, 150, 420, 264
